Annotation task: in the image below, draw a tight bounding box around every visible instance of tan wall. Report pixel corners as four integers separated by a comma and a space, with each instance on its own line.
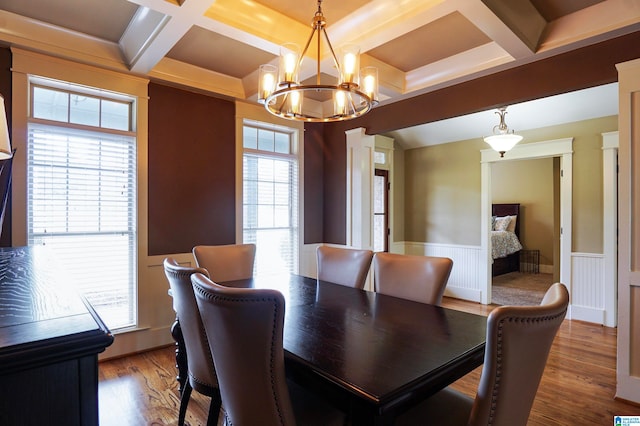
393, 147, 405, 244
404, 139, 483, 246
399, 116, 618, 253
492, 158, 555, 267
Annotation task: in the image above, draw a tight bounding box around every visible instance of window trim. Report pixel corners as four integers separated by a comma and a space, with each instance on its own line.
242, 121, 300, 275
10, 48, 152, 358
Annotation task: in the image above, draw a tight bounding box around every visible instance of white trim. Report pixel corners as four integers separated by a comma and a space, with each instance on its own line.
481, 138, 573, 310
480, 138, 573, 163
10, 48, 151, 360
237, 108, 304, 276
616, 57, 640, 403
602, 131, 618, 327
345, 128, 375, 250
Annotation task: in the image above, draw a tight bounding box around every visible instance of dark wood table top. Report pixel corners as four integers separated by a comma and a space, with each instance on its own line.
0, 246, 114, 374
221, 274, 487, 425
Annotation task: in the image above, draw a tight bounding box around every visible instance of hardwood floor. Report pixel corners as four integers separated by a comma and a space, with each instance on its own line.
98, 297, 639, 426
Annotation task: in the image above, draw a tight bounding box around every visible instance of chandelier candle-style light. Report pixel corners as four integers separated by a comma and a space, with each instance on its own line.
258, 0, 379, 122
483, 107, 523, 157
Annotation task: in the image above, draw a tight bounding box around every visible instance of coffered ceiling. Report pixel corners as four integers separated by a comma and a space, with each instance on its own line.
0, 0, 638, 110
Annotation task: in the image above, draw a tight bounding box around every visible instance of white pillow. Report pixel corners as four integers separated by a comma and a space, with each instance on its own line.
494, 216, 511, 232
506, 215, 517, 233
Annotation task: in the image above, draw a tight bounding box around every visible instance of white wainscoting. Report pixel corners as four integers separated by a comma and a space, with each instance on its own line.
571, 252, 606, 325
404, 242, 484, 302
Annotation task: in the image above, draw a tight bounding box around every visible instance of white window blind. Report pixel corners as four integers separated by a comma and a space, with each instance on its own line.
243, 124, 299, 276
27, 122, 137, 330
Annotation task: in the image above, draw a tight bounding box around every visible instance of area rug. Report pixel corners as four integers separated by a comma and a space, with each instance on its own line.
492, 272, 554, 306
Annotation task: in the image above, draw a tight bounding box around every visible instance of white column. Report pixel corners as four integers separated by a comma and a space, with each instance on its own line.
345, 127, 374, 250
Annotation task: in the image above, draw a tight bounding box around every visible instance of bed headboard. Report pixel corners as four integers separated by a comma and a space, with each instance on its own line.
492, 203, 520, 236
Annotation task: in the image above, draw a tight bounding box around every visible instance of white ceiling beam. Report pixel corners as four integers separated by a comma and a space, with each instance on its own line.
538, 0, 640, 53
0, 9, 127, 73
123, 0, 213, 74
327, 0, 453, 52
405, 42, 512, 94
457, 0, 541, 59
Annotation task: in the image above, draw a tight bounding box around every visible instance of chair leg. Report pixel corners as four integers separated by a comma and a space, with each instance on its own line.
178, 381, 192, 426
206, 391, 222, 426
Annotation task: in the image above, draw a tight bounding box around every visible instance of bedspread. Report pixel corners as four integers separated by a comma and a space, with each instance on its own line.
491, 230, 522, 259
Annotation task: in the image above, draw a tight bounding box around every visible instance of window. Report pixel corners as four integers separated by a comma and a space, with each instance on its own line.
243, 122, 299, 276
27, 82, 137, 331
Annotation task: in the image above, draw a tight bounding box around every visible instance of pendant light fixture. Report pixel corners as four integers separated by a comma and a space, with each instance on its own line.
483, 107, 523, 157
257, 0, 378, 122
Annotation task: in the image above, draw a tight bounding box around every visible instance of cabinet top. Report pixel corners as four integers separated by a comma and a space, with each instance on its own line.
0, 246, 113, 372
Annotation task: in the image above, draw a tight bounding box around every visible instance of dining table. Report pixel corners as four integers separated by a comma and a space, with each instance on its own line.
171, 273, 487, 426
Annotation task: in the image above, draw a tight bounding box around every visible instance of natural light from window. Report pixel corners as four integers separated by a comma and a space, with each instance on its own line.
242, 123, 299, 276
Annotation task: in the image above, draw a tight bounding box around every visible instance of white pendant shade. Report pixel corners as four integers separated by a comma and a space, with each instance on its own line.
484, 134, 523, 154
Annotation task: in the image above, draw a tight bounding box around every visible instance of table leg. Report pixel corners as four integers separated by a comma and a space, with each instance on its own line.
170, 316, 188, 395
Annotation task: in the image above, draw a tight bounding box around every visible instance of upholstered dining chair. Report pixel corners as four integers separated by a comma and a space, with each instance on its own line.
191, 272, 347, 426
395, 282, 569, 426
373, 252, 453, 305
316, 245, 374, 289
192, 243, 256, 282
163, 258, 221, 426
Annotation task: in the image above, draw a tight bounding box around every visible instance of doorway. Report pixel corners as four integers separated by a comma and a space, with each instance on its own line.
480, 139, 573, 306
490, 157, 559, 305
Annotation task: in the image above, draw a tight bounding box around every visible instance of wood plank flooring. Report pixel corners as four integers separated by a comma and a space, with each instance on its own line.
98, 297, 640, 426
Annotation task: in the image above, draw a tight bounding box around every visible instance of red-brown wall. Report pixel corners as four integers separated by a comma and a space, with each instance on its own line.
0, 48, 11, 247
303, 122, 324, 243
148, 82, 236, 255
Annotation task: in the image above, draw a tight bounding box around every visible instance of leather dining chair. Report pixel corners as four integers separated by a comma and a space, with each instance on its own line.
163, 258, 221, 426
191, 272, 347, 426
373, 252, 453, 305
395, 282, 569, 426
316, 245, 374, 289
192, 243, 256, 282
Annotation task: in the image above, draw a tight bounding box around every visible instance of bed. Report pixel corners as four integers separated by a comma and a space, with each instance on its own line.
491, 203, 523, 276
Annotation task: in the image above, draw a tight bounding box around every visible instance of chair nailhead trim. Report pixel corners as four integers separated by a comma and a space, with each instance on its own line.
487, 308, 567, 425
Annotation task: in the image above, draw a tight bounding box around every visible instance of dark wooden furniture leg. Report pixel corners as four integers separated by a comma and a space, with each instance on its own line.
171, 316, 188, 395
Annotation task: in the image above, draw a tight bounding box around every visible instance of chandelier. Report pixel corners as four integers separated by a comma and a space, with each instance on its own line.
257, 0, 379, 122
483, 107, 523, 157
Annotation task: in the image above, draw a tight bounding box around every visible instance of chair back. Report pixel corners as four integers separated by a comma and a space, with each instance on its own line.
316, 245, 373, 289
163, 258, 217, 392
192, 243, 256, 282
469, 282, 569, 426
192, 273, 296, 426
373, 253, 453, 305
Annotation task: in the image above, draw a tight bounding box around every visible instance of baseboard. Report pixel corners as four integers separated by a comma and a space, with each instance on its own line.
539, 264, 554, 274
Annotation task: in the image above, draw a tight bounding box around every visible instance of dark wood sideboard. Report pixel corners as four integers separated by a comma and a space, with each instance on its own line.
0, 246, 114, 425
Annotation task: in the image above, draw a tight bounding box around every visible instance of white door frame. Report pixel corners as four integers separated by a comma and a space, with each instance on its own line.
480, 139, 573, 310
